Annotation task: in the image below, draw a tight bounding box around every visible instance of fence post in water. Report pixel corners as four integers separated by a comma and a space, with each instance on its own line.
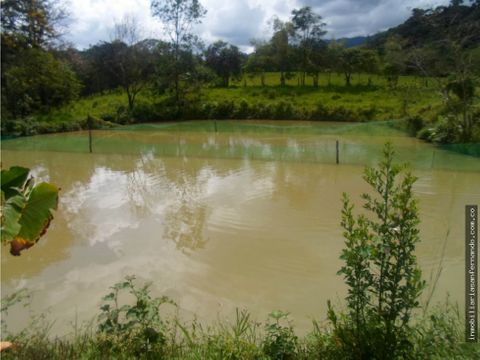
88, 114, 93, 153
336, 140, 339, 164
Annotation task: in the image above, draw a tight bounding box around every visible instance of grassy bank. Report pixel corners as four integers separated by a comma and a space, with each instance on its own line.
1, 73, 443, 137
1, 282, 478, 360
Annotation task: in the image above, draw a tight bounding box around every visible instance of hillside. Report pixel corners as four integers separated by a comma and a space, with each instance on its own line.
367, 2, 480, 50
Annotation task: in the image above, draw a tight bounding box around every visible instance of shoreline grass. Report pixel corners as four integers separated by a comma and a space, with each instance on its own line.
1, 283, 478, 359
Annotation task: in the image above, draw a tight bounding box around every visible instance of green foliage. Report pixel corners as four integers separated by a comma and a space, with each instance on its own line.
0, 0, 66, 49
330, 143, 425, 359
262, 311, 298, 360
2, 48, 81, 119
405, 115, 425, 136
97, 275, 175, 357
205, 41, 243, 87
150, 0, 207, 102
175, 309, 266, 359
1, 166, 59, 256
412, 300, 480, 359
2, 272, 479, 359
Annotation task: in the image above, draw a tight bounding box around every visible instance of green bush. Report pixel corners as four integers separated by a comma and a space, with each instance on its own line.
97, 276, 174, 358
417, 127, 434, 141
234, 99, 250, 119
405, 115, 425, 136
211, 100, 236, 119
430, 115, 460, 143
329, 143, 425, 359
262, 311, 298, 360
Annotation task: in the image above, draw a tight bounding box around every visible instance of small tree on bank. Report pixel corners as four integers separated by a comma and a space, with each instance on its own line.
329, 143, 425, 359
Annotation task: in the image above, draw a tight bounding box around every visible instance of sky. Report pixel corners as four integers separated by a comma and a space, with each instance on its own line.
65, 0, 451, 51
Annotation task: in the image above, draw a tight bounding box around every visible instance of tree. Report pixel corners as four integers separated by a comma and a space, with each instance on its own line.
383, 35, 407, 89
1, 0, 78, 119
205, 41, 242, 87
150, 0, 206, 102
330, 143, 425, 358
81, 42, 126, 94
1, 0, 68, 49
335, 47, 364, 86
244, 40, 271, 87
111, 16, 155, 111
406, 3, 480, 141
325, 40, 343, 86
357, 48, 380, 86
291, 6, 326, 86
2, 48, 80, 118
306, 37, 328, 88
270, 18, 295, 86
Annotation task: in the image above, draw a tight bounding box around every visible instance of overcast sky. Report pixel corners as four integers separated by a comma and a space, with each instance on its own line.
65, 0, 451, 51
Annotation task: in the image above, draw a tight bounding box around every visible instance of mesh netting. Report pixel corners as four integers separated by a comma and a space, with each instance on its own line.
2, 120, 479, 172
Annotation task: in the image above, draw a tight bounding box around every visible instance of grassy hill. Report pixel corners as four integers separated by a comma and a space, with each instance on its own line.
2, 73, 442, 137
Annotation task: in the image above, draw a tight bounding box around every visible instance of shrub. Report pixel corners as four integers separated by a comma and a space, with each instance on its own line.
97, 275, 175, 358
262, 311, 298, 360
358, 105, 377, 122
234, 99, 250, 119
405, 115, 425, 136
212, 100, 236, 119
417, 127, 434, 141
430, 115, 460, 144
413, 301, 480, 359
273, 101, 294, 119
329, 143, 425, 359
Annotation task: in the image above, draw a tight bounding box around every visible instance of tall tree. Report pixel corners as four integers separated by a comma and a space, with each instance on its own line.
111, 16, 155, 111
332, 46, 364, 87
270, 18, 295, 86
1, 0, 78, 119
1, 0, 67, 49
383, 35, 407, 89
244, 40, 271, 87
2, 48, 80, 118
291, 6, 326, 86
150, 0, 206, 101
306, 36, 327, 88
205, 41, 242, 87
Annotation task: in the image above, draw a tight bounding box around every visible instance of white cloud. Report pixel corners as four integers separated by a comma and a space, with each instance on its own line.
66, 0, 160, 48
64, 0, 451, 49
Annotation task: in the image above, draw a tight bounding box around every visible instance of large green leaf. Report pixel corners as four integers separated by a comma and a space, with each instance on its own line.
1, 167, 29, 199
0, 194, 26, 243
16, 182, 59, 243
1, 167, 59, 255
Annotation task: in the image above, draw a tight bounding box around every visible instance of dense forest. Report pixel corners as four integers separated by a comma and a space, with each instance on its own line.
1, 0, 479, 143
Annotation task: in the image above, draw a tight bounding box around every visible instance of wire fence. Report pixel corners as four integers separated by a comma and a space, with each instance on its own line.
2, 120, 479, 172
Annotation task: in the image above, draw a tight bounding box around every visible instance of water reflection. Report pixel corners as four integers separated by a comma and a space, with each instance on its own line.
1, 127, 480, 337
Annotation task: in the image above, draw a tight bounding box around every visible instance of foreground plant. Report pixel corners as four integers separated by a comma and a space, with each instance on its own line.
1, 166, 59, 255
330, 143, 425, 359
97, 275, 175, 358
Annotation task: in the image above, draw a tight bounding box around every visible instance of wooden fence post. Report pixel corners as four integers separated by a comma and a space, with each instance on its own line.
336, 140, 339, 164
88, 115, 93, 153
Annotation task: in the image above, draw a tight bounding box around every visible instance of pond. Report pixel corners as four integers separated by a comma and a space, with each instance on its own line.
2, 120, 480, 335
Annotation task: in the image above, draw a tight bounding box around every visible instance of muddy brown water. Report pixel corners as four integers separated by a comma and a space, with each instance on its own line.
1, 121, 479, 335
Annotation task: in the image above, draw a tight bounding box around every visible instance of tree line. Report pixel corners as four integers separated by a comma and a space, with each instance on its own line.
1, 0, 479, 137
